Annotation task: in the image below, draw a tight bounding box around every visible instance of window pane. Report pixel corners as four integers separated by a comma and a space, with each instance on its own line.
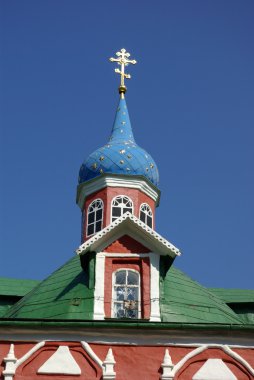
123, 207, 132, 214
95, 221, 101, 232
87, 224, 94, 236
88, 212, 95, 224
114, 303, 125, 318
115, 271, 126, 285
115, 286, 125, 301
112, 207, 121, 217
147, 216, 152, 228
140, 211, 146, 223
127, 287, 138, 301
126, 308, 138, 319
127, 271, 139, 285
96, 209, 102, 220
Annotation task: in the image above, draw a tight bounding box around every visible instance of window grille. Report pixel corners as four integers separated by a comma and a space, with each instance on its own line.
140, 203, 153, 228
86, 199, 103, 237
111, 195, 133, 222
113, 269, 140, 319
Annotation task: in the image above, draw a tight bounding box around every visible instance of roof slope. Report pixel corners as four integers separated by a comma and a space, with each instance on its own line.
4, 256, 94, 320
209, 288, 254, 303
160, 267, 244, 325
3, 256, 245, 326
0, 277, 40, 297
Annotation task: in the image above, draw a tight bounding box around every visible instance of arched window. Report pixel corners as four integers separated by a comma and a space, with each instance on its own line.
86, 199, 103, 237
113, 269, 140, 319
111, 195, 133, 222
140, 203, 153, 228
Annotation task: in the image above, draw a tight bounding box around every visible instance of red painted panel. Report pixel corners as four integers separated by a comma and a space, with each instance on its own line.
104, 235, 150, 253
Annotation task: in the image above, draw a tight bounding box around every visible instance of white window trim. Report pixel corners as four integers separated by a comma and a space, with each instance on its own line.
139, 202, 153, 228
111, 195, 134, 223
93, 252, 161, 322
86, 198, 104, 238
111, 269, 141, 319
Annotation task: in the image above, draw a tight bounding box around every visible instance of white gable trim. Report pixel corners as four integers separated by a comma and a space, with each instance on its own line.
167, 344, 254, 379
77, 174, 160, 210
76, 213, 180, 258
93, 252, 161, 322
37, 346, 81, 375
192, 359, 237, 380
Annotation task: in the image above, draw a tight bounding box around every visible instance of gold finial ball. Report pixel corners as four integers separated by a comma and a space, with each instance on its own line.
118, 85, 127, 94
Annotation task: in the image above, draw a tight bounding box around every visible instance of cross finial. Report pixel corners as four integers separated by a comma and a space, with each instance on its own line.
109, 48, 137, 96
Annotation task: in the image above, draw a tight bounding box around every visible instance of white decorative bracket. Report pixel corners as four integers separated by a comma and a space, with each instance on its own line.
2, 344, 17, 380
103, 348, 116, 379
161, 349, 174, 380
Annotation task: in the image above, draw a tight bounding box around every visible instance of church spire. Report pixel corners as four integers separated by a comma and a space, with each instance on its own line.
109, 48, 137, 96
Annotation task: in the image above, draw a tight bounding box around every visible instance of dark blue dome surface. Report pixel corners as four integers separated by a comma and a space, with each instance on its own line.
79, 97, 159, 187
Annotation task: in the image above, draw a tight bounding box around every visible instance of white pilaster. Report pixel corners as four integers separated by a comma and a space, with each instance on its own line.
94, 252, 105, 319
150, 252, 161, 321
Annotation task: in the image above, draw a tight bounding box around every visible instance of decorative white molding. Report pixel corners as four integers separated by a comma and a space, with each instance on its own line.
103, 348, 116, 380
81, 341, 103, 368
161, 349, 174, 380
37, 346, 81, 375
3, 344, 17, 380
15, 341, 46, 368
77, 174, 160, 210
168, 344, 254, 378
92, 252, 161, 321
94, 252, 106, 320
150, 252, 161, 322
76, 212, 180, 258
3, 342, 45, 380
192, 359, 237, 380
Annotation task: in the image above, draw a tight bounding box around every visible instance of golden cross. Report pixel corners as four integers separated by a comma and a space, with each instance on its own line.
109, 48, 137, 94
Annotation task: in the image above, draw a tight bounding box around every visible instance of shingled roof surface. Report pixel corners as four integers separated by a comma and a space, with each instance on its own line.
160, 268, 243, 324
0, 277, 40, 297
4, 256, 94, 320
209, 288, 254, 303
3, 255, 247, 326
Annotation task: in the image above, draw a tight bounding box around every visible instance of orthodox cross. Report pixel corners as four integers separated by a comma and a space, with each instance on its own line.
109, 48, 137, 94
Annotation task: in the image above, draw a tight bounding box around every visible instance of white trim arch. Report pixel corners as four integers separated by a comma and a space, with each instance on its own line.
86, 198, 104, 237
111, 195, 133, 223
139, 203, 153, 228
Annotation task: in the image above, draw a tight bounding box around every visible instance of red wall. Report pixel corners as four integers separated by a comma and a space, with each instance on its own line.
1, 342, 254, 380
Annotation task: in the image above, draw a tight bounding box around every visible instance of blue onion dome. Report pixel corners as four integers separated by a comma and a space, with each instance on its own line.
78, 96, 159, 187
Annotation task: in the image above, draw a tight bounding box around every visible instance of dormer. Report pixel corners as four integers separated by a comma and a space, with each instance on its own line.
76, 213, 180, 322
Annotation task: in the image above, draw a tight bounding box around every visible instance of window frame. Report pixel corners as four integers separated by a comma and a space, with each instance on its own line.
86, 198, 104, 237
111, 268, 141, 319
139, 203, 153, 228
111, 195, 134, 223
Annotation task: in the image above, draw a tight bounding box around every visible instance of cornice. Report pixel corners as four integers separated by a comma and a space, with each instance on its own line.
76, 174, 161, 210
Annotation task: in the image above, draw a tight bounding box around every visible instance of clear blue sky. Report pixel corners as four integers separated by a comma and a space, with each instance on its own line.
1, 1, 253, 288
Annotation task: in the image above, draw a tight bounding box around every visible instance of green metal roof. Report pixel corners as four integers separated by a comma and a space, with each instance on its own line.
4, 256, 94, 320
209, 288, 254, 303
0, 277, 40, 296
3, 255, 248, 326
160, 266, 243, 325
